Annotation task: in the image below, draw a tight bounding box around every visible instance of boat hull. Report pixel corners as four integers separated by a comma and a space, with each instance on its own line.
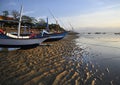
10, 32, 67, 42
38, 31, 67, 42
45, 35, 65, 42
45, 32, 67, 42
0, 38, 47, 48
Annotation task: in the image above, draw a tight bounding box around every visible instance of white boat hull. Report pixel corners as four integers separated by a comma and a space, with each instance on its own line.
0, 38, 47, 48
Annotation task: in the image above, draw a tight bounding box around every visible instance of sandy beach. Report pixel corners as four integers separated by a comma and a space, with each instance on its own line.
0, 33, 110, 85
1, 0, 120, 84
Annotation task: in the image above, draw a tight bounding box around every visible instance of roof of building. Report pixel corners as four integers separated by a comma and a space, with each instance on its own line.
0, 15, 14, 20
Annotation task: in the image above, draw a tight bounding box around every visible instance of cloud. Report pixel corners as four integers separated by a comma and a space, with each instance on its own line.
57, 7, 120, 31
23, 11, 35, 15
99, 3, 120, 10
36, 16, 47, 21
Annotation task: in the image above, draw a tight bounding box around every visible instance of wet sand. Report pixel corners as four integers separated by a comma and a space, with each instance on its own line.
0, 33, 110, 85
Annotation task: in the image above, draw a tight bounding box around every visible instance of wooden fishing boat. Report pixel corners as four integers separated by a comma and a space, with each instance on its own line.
0, 6, 48, 48
0, 32, 47, 48
38, 17, 67, 42
38, 30, 67, 42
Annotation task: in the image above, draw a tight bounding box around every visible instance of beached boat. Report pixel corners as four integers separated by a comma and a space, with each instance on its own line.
0, 6, 47, 48
39, 30, 67, 42
0, 33, 47, 48
39, 17, 67, 42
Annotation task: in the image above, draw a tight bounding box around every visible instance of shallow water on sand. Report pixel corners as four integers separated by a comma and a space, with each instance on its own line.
76, 33, 120, 84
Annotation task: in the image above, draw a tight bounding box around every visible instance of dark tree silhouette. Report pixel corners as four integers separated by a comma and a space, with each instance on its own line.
11, 10, 20, 20
2, 10, 9, 17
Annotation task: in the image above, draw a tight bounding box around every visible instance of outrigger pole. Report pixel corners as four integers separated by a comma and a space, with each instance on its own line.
48, 9, 58, 25
69, 22, 74, 32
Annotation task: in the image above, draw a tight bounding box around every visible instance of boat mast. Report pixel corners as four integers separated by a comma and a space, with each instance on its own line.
18, 5, 23, 37
46, 17, 49, 31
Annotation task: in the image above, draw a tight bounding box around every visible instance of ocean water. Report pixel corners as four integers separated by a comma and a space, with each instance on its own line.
76, 32, 120, 84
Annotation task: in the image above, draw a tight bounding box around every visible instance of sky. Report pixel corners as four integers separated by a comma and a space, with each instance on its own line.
1, 0, 120, 32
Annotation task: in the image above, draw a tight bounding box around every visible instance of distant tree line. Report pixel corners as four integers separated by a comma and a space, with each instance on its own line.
1, 10, 65, 31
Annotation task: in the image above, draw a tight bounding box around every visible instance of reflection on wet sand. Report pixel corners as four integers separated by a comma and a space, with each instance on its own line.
76, 33, 120, 85
0, 48, 19, 52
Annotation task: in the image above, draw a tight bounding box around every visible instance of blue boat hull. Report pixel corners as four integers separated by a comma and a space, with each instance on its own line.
37, 31, 67, 42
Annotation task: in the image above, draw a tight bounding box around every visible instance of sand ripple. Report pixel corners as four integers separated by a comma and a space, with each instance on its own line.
0, 34, 114, 85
